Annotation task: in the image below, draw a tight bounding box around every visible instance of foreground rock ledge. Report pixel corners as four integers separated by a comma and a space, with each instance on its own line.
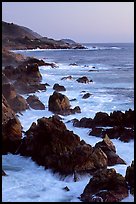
80, 168, 128, 202
18, 116, 107, 175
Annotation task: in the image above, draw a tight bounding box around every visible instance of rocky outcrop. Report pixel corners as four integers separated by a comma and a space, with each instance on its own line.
26, 95, 45, 110
95, 135, 126, 166
76, 76, 93, 83
48, 91, 81, 115
2, 95, 22, 154
2, 83, 29, 113
125, 161, 134, 195
72, 110, 134, 142
61, 75, 73, 80
53, 83, 66, 92
18, 116, 108, 175
80, 168, 128, 202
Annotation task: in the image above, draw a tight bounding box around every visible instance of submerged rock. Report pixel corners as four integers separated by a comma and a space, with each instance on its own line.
53, 83, 66, 92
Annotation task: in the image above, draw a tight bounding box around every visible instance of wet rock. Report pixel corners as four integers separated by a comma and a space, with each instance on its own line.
53, 83, 66, 91
9, 95, 29, 113
76, 76, 93, 83
80, 168, 128, 202
73, 117, 94, 128
93, 112, 110, 126
2, 170, 7, 176
48, 91, 81, 115
26, 95, 45, 110
125, 161, 134, 195
82, 93, 92, 99
69, 63, 78, 66
63, 186, 70, 191
2, 83, 29, 113
89, 127, 104, 137
2, 95, 22, 154
95, 135, 126, 166
101, 126, 134, 142
61, 75, 73, 80
18, 116, 107, 175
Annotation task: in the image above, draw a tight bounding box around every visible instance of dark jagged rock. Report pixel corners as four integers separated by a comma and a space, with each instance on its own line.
76, 76, 93, 83
82, 93, 92, 99
101, 126, 134, 142
53, 83, 66, 92
2, 95, 22, 154
48, 91, 81, 115
26, 95, 45, 110
125, 161, 134, 195
80, 168, 128, 202
2, 83, 29, 113
95, 135, 126, 166
89, 127, 104, 137
2, 170, 7, 176
18, 116, 107, 175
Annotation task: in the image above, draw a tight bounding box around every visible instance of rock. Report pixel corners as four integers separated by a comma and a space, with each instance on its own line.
48, 91, 81, 115
2, 83, 17, 101
89, 127, 104, 137
2, 95, 22, 154
2, 170, 7, 176
2, 83, 29, 113
2, 72, 9, 84
18, 116, 107, 175
63, 186, 70, 191
80, 168, 128, 202
82, 93, 91, 99
95, 135, 126, 166
93, 112, 110, 126
125, 161, 134, 195
69, 63, 78, 66
48, 91, 70, 113
76, 76, 93, 83
53, 83, 66, 91
22, 57, 46, 67
73, 117, 94, 128
26, 95, 45, 110
101, 126, 134, 142
9, 95, 29, 113
61, 75, 73, 80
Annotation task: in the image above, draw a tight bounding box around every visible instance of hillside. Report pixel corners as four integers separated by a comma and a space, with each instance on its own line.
2, 21, 85, 50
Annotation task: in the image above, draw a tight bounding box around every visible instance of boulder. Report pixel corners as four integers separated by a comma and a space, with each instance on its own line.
53, 83, 66, 91
80, 168, 128, 202
77, 76, 93, 83
48, 91, 81, 115
2, 170, 7, 176
26, 95, 45, 110
18, 116, 107, 175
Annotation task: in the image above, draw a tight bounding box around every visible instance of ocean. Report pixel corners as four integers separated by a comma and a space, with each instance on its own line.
2, 43, 134, 202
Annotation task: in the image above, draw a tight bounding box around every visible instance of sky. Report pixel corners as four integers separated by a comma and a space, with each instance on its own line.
2, 2, 134, 43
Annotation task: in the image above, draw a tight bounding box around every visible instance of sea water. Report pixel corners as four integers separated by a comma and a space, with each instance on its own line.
2, 43, 134, 202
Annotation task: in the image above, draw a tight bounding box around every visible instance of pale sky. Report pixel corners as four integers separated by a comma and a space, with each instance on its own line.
2, 2, 134, 43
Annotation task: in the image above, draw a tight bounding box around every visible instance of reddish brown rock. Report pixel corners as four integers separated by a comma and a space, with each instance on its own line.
48, 91, 81, 115
80, 168, 128, 202
95, 135, 126, 166
26, 95, 45, 110
2, 95, 22, 153
18, 116, 107, 175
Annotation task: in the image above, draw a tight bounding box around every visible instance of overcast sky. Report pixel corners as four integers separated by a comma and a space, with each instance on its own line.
2, 2, 134, 43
